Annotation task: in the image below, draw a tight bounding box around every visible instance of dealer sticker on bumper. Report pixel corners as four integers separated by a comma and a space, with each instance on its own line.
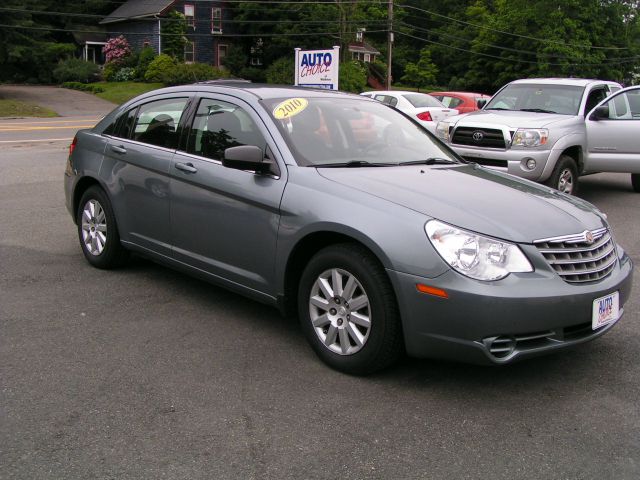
592, 291, 619, 330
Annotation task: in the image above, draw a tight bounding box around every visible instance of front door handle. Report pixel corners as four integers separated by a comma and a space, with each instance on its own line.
175, 162, 198, 174
110, 145, 127, 154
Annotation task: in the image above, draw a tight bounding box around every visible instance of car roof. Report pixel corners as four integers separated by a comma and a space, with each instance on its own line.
508, 78, 621, 87
360, 90, 429, 96
429, 91, 490, 97
131, 83, 359, 103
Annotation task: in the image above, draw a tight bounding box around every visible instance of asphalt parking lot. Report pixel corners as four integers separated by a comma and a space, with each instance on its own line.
1, 116, 639, 479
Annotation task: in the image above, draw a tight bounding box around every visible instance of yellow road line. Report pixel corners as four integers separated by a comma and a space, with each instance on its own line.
0, 137, 73, 143
0, 125, 95, 132
0, 119, 101, 126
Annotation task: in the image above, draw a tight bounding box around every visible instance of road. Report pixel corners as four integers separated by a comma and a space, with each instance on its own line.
1, 117, 639, 479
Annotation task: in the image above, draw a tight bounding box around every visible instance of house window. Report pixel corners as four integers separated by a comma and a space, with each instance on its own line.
184, 4, 195, 28
217, 44, 228, 68
184, 41, 195, 63
250, 38, 263, 66
211, 7, 222, 33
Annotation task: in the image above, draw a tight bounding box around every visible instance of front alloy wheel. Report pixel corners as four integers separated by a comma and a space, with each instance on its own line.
298, 243, 403, 375
309, 268, 371, 355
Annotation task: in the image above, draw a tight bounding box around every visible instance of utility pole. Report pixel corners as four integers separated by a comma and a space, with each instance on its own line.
386, 0, 393, 89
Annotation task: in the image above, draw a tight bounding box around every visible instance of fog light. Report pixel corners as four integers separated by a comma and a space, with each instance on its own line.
525, 158, 536, 170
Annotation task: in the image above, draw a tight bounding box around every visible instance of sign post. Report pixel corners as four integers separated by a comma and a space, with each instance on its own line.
294, 46, 340, 90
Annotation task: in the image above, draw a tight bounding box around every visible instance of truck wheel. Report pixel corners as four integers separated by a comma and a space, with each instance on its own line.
632, 174, 640, 193
545, 155, 578, 195
298, 243, 404, 375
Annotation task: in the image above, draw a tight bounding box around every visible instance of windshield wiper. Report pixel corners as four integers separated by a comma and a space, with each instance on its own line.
398, 157, 458, 166
313, 160, 396, 168
519, 108, 557, 114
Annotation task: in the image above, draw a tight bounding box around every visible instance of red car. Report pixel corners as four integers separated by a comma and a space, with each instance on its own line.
429, 91, 491, 114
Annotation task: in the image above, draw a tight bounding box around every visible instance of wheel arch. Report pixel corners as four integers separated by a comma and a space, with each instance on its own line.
72, 176, 104, 224
279, 229, 394, 318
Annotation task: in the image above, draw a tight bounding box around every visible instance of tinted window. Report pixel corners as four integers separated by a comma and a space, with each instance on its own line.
486, 84, 584, 114
133, 98, 188, 149
373, 95, 398, 107
403, 94, 443, 108
187, 98, 266, 161
439, 96, 463, 108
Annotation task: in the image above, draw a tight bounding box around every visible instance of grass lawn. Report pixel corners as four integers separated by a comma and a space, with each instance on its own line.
0, 98, 58, 117
93, 82, 164, 105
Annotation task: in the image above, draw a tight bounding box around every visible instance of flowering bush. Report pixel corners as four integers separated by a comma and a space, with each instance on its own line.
102, 36, 131, 64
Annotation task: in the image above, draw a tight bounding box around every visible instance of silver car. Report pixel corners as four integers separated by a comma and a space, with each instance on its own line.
64, 84, 633, 374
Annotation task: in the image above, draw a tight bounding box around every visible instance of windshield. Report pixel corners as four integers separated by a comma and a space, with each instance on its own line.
485, 83, 585, 115
403, 93, 444, 108
262, 96, 460, 167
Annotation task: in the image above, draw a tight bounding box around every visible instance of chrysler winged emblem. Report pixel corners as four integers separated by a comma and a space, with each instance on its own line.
584, 231, 594, 244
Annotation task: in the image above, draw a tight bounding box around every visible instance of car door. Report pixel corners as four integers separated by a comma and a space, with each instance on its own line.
169, 95, 286, 297
102, 96, 190, 256
584, 86, 640, 174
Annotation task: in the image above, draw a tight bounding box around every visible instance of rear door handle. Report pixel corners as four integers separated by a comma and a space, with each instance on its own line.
110, 145, 127, 154
175, 162, 198, 174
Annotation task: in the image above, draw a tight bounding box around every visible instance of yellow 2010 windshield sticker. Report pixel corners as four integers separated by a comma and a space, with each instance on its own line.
273, 98, 309, 120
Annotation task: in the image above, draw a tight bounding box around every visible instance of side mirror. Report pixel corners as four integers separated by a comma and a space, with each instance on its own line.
476, 99, 487, 109
223, 145, 268, 173
589, 104, 609, 121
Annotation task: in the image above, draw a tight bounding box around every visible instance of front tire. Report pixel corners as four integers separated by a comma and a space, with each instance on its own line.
76, 186, 128, 269
632, 173, 640, 193
298, 243, 403, 375
545, 155, 578, 195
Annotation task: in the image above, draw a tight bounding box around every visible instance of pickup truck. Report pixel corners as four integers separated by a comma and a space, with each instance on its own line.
435, 78, 640, 194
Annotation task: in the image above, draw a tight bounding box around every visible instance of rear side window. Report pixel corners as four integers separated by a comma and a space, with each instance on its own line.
440, 96, 463, 108
373, 95, 398, 107
132, 98, 189, 149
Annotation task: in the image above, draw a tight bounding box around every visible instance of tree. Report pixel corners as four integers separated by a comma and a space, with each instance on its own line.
401, 48, 438, 89
161, 10, 188, 59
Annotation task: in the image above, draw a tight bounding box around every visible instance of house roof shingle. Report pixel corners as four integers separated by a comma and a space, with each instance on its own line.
100, 0, 175, 25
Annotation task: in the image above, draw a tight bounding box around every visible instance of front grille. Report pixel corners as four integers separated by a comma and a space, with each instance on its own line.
534, 228, 617, 284
452, 127, 506, 148
461, 156, 507, 168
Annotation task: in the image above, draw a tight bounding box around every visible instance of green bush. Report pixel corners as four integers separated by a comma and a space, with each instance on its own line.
144, 54, 178, 83
169, 63, 230, 85
102, 62, 119, 82
113, 67, 137, 82
136, 46, 156, 80
53, 58, 101, 84
239, 67, 266, 83
265, 57, 294, 85
339, 61, 367, 93
61, 82, 105, 94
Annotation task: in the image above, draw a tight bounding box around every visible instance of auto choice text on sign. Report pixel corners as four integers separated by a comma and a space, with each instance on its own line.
294, 46, 340, 90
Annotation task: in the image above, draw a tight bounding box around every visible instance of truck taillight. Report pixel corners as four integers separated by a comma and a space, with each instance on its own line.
416, 111, 433, 121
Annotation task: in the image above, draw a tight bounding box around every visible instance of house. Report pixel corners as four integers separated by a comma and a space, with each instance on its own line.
100, 0, 231, 67
348, 30, 381, 64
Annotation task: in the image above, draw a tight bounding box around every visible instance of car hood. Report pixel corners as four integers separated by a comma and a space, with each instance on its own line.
316, 164, 605, 243
448, 110, 576, 128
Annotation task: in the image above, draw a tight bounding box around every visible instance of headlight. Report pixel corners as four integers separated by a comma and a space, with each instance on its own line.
425, 220, 533, 281
512, 128, 548, 147
435, 121, 450, 142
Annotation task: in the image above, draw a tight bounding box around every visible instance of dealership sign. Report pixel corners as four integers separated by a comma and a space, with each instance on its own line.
294, 46, 340, 90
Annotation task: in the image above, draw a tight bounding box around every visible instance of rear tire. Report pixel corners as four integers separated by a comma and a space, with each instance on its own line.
76, 186, 128, 269
632, 173, 640, 193
298, 243, 403, 375
545, 155, 578, 195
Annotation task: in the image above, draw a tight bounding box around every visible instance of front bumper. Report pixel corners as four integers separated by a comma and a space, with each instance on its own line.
387, 252, 633, 365
449, 144, 553, 182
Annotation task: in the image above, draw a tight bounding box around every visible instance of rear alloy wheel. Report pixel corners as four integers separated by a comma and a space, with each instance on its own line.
298, 243, 403, 375
632, 173, 640, 193
77, 186, 128, 269
545, 155, 578, 195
